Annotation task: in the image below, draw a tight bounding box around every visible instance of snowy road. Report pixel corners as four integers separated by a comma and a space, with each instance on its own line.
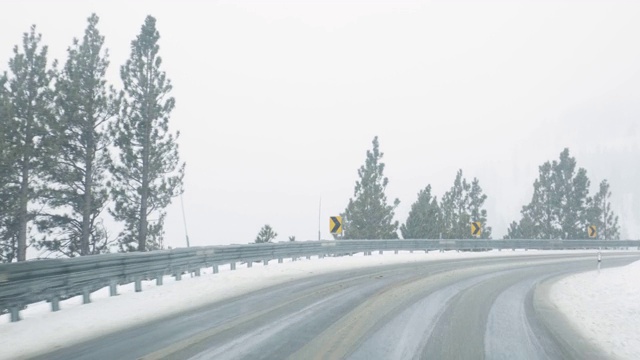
34, 252, 639, 360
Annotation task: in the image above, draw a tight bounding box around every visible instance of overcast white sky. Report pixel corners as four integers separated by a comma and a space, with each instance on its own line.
1, 0, 639, 250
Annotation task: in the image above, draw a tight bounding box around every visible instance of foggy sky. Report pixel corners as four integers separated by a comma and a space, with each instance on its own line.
1, 0, 639, 253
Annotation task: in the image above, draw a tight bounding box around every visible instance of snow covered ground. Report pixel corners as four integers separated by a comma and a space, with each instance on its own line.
550, 257, 640, 360
0, 249, 635, 359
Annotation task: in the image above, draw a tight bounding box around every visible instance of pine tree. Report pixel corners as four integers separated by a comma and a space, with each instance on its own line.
255, 225, 277, 243
0, 73, 20, 262
3, 26, 55, 261
440, 170, 469, 239
440, 170, 490, 239
589, 180, 620, 240
468, 178, 492, 238
400, 185, 440, 239
519, 162, 556, 239
508, 148, 605, 240
37, 14, 117, 257
553, 149, 591, 239
110, 16, 185, 252
504, 221, 520, 239
341, 136, 399, 239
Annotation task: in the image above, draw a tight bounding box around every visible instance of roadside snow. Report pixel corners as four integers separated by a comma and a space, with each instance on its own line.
550, 258, 640, 359
0, 249, 620, 359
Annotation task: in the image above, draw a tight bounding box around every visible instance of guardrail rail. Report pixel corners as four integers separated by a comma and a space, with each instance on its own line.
1, 239, 638, 322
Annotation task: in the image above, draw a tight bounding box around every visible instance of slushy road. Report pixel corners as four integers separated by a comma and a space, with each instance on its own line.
39, 253, 638, 360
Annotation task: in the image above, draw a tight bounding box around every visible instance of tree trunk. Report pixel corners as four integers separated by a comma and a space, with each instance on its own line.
17, 155, 29, 261
138, 105, 151, 252
80, 142, 93, 256
139, 156, 149, 252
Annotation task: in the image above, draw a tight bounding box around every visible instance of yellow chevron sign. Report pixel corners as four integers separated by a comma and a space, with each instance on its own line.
330, 216, 342, 234
588, 225, 597, 238
471, 222, 482, 236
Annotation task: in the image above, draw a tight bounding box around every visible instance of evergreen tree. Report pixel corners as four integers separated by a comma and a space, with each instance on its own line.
508, 148, 609, 240
3, 26, 55, 261
110, 16, 185, 252
440, 170, 491, 239
468, 178, 492, 238
0, 73, 20, 262
553, 149, 591, 239
504, 221, 520, 239
519, 162, 556, 239
400, 185, 440, 239
589, 180, 620, 240
341, 136, 399, 239
440, 170, 469, 239
255, 225, 277, 243
37, 14, 117, 257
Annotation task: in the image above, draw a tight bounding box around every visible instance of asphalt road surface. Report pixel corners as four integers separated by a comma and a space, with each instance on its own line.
39, 252, 639, 360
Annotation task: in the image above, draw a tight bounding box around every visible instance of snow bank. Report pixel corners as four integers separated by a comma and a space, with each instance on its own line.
0, 249, 614, 359
550, 258, 640, 359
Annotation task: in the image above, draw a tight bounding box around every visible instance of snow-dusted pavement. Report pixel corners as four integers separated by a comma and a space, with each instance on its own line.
1, 249, 638, 359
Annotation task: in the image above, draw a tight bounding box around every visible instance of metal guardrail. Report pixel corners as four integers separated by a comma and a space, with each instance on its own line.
0, 239, 638, 322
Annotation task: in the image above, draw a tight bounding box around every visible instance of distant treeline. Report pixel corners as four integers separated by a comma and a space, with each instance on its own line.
0, 14, 185, 262
337, 137, 620, 241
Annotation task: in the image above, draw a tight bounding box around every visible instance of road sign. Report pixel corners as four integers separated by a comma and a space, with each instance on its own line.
330, 216, 342, 234
588, 225, 597, 238
471, 222, 482, 236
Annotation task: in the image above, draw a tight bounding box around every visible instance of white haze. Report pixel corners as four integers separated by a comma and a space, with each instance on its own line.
0, 0, 638, 253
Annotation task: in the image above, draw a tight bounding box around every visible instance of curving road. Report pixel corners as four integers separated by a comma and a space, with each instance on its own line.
39, 253, 639, 360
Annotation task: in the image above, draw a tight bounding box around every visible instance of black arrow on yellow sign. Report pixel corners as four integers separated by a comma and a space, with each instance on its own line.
330, 216, 342, 234
471, 222, 482, 236
588, 225, 597, 238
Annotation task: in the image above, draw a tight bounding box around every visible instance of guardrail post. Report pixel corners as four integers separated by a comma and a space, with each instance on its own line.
135, 278, 142, 292
156, 274, 164, 286
247, 261, 253, 268
292, 257, 297, 262
194, 268, 201, 277
231, 262, 236, 270
278, 258, 283, 263
110, 282, 118, 296
306, 255, 311, 260
263, 259, 269, 266
213, 264, 219, 273
394, 250, 398, 254
10, 306, 20, 322
50, 297, 60, 312
83, 288, 91, 304
175, 272, 182, 281
379, 250, 383, 255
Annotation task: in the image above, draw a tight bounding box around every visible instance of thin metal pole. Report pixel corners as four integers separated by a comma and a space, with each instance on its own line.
603, 195, 606, 241
180, 193, 190, 247
318, 197, 321, 241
